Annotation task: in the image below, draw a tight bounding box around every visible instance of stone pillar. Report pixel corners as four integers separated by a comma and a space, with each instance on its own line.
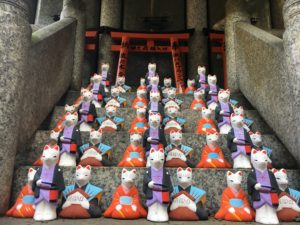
35, 0, 63, 25
0, 0, 31, 214
98, 0, 122, 80
186, 0, 207, 80
225, 0, 250, 92
61, 0, 86, 90
282, 0, 300, 163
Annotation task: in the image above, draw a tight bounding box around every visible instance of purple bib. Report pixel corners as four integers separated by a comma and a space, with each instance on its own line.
80, 102, 90, 122
34, 165, 55, 204
146, 168, 165, 206
207, 84, 218, 105
218, 102, 231, 128
199, 73, 206, 89
61, 126, 74, 154
253, 169, 273, 209
150, 101, 159, 112
231, 128, 246, 159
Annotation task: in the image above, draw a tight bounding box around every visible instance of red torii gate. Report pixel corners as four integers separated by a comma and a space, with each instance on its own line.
110, 30, 193, 93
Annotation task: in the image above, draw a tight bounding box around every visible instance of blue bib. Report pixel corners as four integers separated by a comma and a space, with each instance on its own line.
120, 196, 133, 205
130, 152, 140, 159
195, 103, 203, 108
230, 198, 243, 208
23, 195, 35, 204
136, 102, 144, 107
136, 122, 144, 128
203, 123, 212, 128
208, 153, 219, 159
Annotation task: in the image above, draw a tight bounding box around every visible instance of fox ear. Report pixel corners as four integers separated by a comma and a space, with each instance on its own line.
132, 169, 137, 174
227, 171, 232, 176
281, 169, 287, 174
53, 145, 59, 151
237, 171, 243, 176
252, 149, 258, 154
76, 165, 82, 170
85, 165, 91, 170
186, 167, 192, 173
261, 150, 267, 155
177, 167, 183, 172
122, 168, 127, 174
44, 145, 50, 150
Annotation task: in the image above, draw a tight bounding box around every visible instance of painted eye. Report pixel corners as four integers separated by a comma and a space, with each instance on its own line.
276, 178, 280, 180
179, 177, 182, 179
161, 159, 164, 161
151, 159, 154, 161
255, 159, 258, 161
85, 175, 88, 176
53, 156, 57, 158
76, 174, 79, 177
230, 180, 234, 182
187, 177, 190, 179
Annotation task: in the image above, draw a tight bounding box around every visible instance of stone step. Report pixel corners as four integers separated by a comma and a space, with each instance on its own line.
56, 90, 254, 110
47, 106, 272, 134
11, 166, 300, 215
16, 131, 297, 169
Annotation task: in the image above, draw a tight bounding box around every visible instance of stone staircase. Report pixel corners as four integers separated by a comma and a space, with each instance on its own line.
10, 90, 300, 221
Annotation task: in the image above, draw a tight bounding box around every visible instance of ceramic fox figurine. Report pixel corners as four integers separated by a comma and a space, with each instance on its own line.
57, 112, 82, 167
79, 128, 112, 166
60, 165, 102, 218
169, 167, 208, 221
104, 169, 147, 219
196, 131, 231, 168
129, 108, 148, 134
247, 149, 280, 224
131, 89, 148, 109
147, 75, 163, 98
162, 88, 183, 109
104, 86, 127, 108
162, 77, 173, 98
146, 90, 164, 119
164, 130, 193, 168
145, 62, 158, 85
96, 104, 124, 132
143, 149, 173, 222
272, 168, 300, 221
118, 133, 146, 167
6, 168, 37, 218
196, 66, 207, 90
227, 113, 253, 168
184, 79, 196, 95
190, 89, 206, 110
53, 104, 77, 132
78, 88, 97, 132
91, 73, 106, 108
215, 171, 255, 221
163, 106, 185, 133
100, 63, 111, 92
205, 74, 219, 110
32, 145, 65, 221
215, 89, 234, 134
116, 76, 131, 93
195, 107, 217, 134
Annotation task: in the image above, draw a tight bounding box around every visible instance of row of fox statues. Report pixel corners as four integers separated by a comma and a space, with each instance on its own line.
6, 63, 300, 223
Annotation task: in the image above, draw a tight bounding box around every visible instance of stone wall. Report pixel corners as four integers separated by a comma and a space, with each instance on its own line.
17, 18, 76, 156
35, 0, 63, 25
235, 22, 300, 165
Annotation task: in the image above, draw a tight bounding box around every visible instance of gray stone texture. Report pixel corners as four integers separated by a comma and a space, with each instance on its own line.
19, 18, 77, 162
225, 0, 250, 92
61, 0, 86, 90
82, 0, 100, 29
186, 0, 208, 80
282, 0, 300, 165
35, 0, 63, 25
98, 0, 122, 80
11, 166, 300, 215
0, 0, 32, 214
247, 0, 271, 30
234, 22, 300, 166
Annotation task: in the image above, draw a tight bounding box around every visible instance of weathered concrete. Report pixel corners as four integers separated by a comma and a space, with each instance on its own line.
0, 0, 32, 214
282, 0, 300, 164
186, 0, 208, 80
98, 0, 122, 81
235, 22, 300, 166
247, 0, 271, 30
17, 18, 77, 168
61, 0, 86, 90
225, 0, 250, 92
35, 0, 62, 25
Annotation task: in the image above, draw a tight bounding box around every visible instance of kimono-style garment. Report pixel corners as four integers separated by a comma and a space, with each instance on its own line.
196, 144, 232, 168
195, 118, 217, 135
190, 99, 206, 111
6, 184, 35, 218
277, 188, 300, 221
96, 116, 124, 132
129, 116, 148, 134
184, 86, 196, 95
78, 101, 97, 124
79, 142, 112, 166
104, 185, 147, 219
32, 165, 65, 205
163, 116, 186, 133
131, 97, 148, 109
60, 183, 102, 218
92, 82, 106, 105
164, 144, 193, 168
104, 96, 127, 108
215, 186, 255, 221
215, 102, 234, 129
118, 144, 146, 167
205, 84, 219, 106
170, 185, 208, 221
58, 125, 82, 156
